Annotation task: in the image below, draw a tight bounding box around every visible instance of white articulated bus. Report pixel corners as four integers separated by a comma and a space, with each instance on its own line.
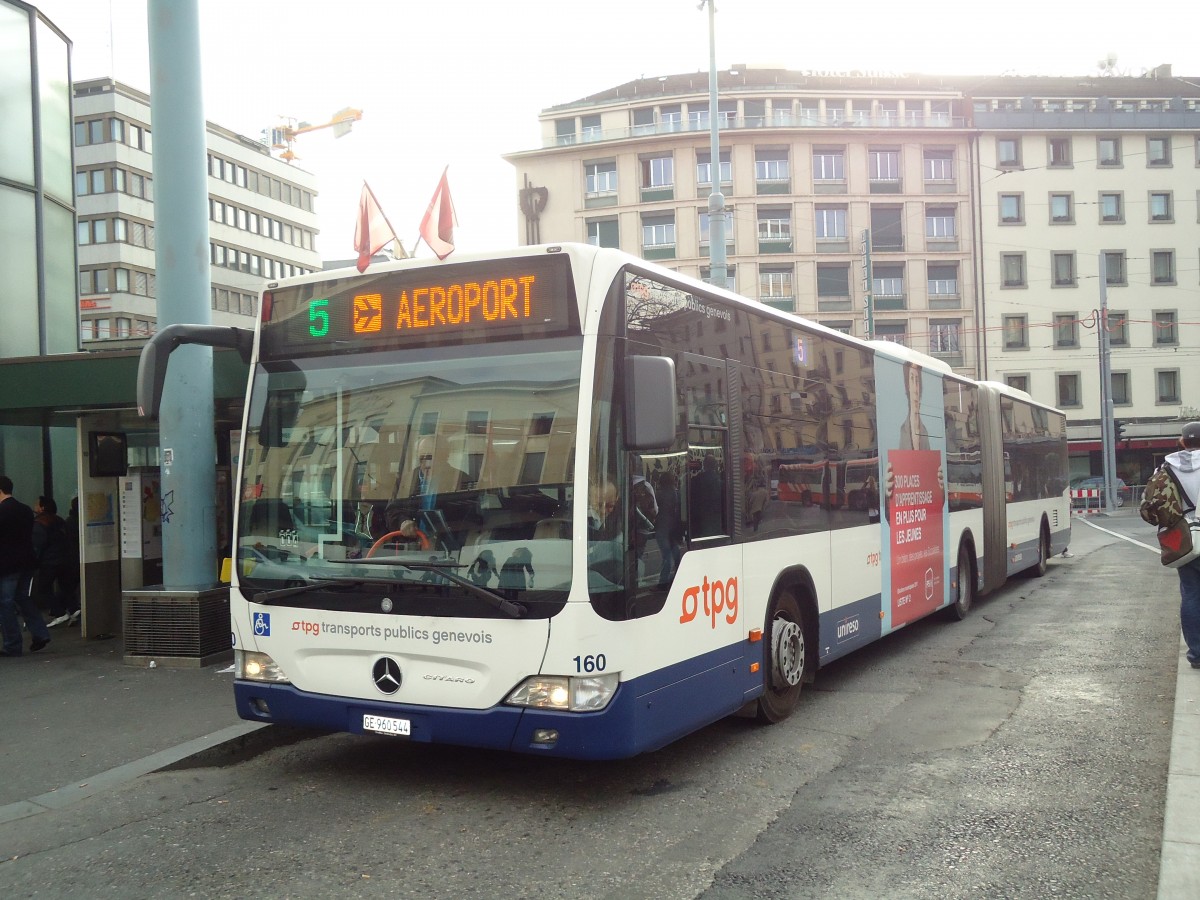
138, 244, 1070, 759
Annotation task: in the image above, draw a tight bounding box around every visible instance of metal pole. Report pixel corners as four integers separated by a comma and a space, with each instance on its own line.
148, 0, 217, 585
861, 230, 874, 339
1098, 254, 1117, 512
703, 1, 726, 286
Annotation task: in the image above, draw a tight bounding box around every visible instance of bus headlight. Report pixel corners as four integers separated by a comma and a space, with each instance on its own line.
505, 673, 619, 712
235, 649, 291, 683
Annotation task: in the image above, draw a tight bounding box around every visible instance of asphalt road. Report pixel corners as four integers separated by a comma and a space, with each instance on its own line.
0, 516, 1178, 899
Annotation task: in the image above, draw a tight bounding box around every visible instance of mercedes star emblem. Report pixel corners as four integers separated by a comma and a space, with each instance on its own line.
372, 657, 402, 694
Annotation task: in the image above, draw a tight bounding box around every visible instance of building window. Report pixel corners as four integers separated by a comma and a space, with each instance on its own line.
925, 205, 956, 239
868, 148, 900, 186
1147, 136, 1171, 166
580, 115, 602, 141
999, 193, 1024, 224
1003, 314, 1028, 349
696, 150, 731, 186
586, 218, 619, 249
997, 137, 1021, 167
1152, 250, 1176, 284
754, 149, 789, 183
584, 161, 616, 196
759, 266, 794, 301
1108, 311, 1129, 346
1099, 192, 1123, 223
812, 147, 845, 181
641, 213, 675, 248
1052, 252, 1076, 287
1103, 251, 1127, 286
687, 102, 710, 131
1157, 370, 1181, 404
1006, 374, 1030, 392
815, 205, 847, 240
1049, 193, 1074, 223
874, 321, 907, 346
1057, 372, 1081, 408
923, 148, 954, 181
870, 206, 903, 250
929, 320, 960, 354
699, 264, 736, 291
816, 264, 851, 309
1149, 191, 1173, 222
1098, 136, 1122, 166
873, 264, 904, 303
1048, 137, 1072, 167
1000, 253, 1026, 287
758, 209, 792, 241
699, 212, 733, 250
927, 263, 959, 301
1155, 311, 1178, 345
1054, 313, 1079, 348
641, 155, 674, 189
1111, 372, 1131, 406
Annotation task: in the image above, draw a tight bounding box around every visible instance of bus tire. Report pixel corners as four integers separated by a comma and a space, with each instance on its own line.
757, 588, 807, 723
1030, 525, 1050, 578
946, 543, 973, 620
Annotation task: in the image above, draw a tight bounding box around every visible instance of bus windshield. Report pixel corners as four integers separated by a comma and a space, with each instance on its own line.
236, 338, 582, 618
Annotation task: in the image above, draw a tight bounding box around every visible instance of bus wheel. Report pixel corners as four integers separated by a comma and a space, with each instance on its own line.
947, 544, 973, 620
1031, 526, 1050, 578
757, 589, 806, 723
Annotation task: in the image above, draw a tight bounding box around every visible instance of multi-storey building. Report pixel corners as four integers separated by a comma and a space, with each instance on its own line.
73, 78, 322, 343
969, 70, 1200, 480
506, 69, 980, 377
506, 67, 1200, 479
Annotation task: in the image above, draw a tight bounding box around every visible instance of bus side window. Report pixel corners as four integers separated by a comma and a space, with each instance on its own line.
688, 450, 725, 538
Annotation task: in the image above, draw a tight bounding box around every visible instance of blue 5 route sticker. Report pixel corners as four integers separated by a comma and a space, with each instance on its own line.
253, 611, 271, 637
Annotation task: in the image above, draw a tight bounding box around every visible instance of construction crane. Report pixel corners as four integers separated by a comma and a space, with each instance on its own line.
269, 107, 362, 163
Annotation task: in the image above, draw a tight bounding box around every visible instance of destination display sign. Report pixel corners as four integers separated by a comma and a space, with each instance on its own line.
260, 254, 577, 358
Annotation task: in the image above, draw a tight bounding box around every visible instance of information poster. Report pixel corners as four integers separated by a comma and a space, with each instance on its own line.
887, 449, 944, 627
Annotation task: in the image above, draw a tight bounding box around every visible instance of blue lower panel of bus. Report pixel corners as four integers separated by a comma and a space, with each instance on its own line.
234, 641, 760, 760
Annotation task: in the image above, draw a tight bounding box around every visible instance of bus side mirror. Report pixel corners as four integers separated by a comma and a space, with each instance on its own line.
136, 324, 253, 419
625, 356, 676, 451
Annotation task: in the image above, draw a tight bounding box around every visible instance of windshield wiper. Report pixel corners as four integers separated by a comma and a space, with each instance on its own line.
334, 557, 526, 618
250, 577, 369, 605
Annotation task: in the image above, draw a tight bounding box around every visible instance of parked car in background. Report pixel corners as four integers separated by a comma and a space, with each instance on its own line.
1070, 475, 1129, 508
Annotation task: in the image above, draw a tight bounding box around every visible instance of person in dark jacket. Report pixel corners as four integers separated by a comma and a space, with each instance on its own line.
0, 475, 51, 656
34, 496, 77, 627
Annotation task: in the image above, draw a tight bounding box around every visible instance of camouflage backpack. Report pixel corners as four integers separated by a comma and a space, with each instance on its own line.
1139, 465, 1190, 528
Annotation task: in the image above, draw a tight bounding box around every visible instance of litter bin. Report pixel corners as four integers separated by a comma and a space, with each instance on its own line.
121, 582, 231, 667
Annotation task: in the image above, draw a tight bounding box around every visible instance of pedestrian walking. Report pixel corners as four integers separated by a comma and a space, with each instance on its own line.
0, 475, 51, 656
34, 496, 77, 627
1161, 422, 1200, 668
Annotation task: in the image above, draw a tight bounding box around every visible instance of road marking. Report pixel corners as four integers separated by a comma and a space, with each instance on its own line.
1078, 517, 1159, 553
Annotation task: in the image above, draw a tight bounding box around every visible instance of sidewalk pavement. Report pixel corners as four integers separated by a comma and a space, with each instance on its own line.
1, 540, 1198, 896
0, 623, 302, 825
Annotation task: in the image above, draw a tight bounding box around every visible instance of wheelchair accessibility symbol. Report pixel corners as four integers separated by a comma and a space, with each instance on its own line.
253, 612, 271, 637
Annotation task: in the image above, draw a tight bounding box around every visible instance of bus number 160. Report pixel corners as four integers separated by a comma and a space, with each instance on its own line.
573, 654, 607, 673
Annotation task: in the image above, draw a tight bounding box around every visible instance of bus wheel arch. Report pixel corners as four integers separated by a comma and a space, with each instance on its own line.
757, 576, 815, 724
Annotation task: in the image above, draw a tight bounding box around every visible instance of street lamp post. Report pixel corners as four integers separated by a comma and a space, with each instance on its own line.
701, 0, 726, 287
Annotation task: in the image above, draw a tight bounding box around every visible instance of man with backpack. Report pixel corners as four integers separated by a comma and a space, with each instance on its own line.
1154, 422, 1200, 669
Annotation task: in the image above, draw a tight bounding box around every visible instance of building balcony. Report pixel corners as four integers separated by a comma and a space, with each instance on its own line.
543, 112, 967, 149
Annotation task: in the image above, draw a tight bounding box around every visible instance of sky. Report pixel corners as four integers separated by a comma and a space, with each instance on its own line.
35, 0, 1200, 260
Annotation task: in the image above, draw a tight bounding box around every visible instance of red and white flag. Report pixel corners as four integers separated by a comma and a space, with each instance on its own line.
419, 166, 456, 260
354, 181, 397, 273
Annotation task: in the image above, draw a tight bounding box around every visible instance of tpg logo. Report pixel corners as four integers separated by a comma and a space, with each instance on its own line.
680, 576, 739, 629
